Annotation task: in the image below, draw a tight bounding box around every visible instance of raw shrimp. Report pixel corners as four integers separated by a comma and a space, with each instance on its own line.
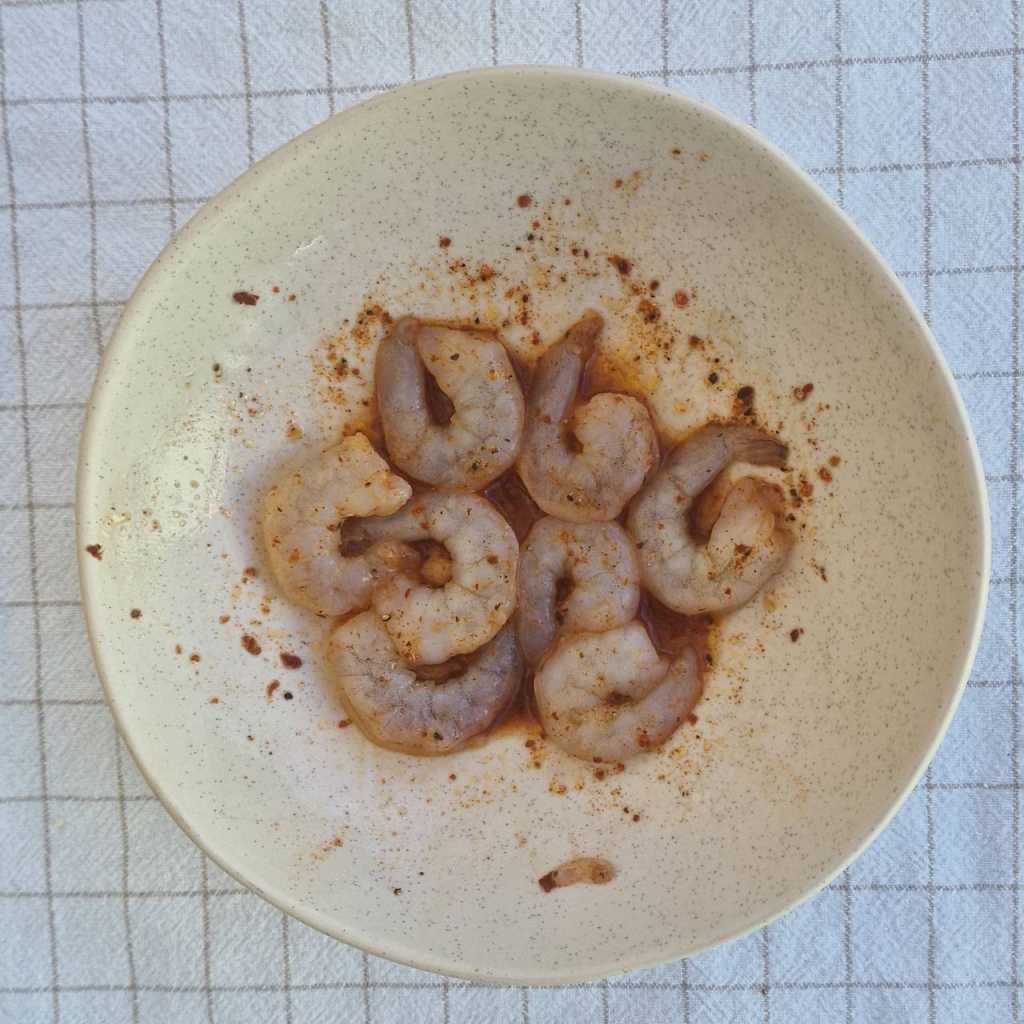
627, 424, 792, 614
516, 517, 640, 666
262, 433, 413, 617
355, 492, 518, 665
517, 312, 658, 522
376, 316, 525, 490
329, 612, 523, 755
534, 622, 701, 762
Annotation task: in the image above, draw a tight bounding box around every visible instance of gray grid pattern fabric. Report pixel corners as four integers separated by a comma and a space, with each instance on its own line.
0, 1, 1020, 1022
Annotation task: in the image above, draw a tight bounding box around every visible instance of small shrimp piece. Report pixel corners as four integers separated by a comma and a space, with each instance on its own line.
262, 433, 412, 617
517, 313, 658, 522
376, 316, 525, 490
329, 612, 523, 755
357, 492, 518, 664
628, 424, 792, 614
516, 517, 640, 666
538, 857, 616, 892
534, 622, 701, 762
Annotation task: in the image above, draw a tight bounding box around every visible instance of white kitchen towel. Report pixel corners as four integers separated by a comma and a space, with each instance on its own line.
0, 1, 1020, 1022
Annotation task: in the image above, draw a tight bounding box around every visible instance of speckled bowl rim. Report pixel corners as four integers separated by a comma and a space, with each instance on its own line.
76, 65, 991, 985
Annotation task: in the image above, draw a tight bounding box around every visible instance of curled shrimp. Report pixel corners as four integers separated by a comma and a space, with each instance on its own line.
534, 622, 701, 762
376, 316, 525, 490
516, 517, 640, 666
352, 492, 518, 665
627, 424, 792, 614
517, 312, 659, 523
329, 612, 523, 755
262, 433, 412, 617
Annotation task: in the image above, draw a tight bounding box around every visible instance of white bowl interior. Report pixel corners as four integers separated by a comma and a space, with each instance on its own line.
78, 68, 987, 983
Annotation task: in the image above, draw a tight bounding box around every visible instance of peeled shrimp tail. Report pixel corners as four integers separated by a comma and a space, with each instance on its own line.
667, 425, 788, 502
526, 313, 601, 427
329, 613, 523, 755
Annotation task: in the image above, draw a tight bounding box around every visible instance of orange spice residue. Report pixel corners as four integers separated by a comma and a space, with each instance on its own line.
241, 634, 262, 656
608, 255, 632, 276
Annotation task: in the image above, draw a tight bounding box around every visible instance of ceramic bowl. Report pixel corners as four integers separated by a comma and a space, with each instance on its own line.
78, 67, 988, 983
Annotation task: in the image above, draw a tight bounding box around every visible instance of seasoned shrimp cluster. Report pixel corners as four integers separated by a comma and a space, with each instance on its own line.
260, 309, 794, 761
